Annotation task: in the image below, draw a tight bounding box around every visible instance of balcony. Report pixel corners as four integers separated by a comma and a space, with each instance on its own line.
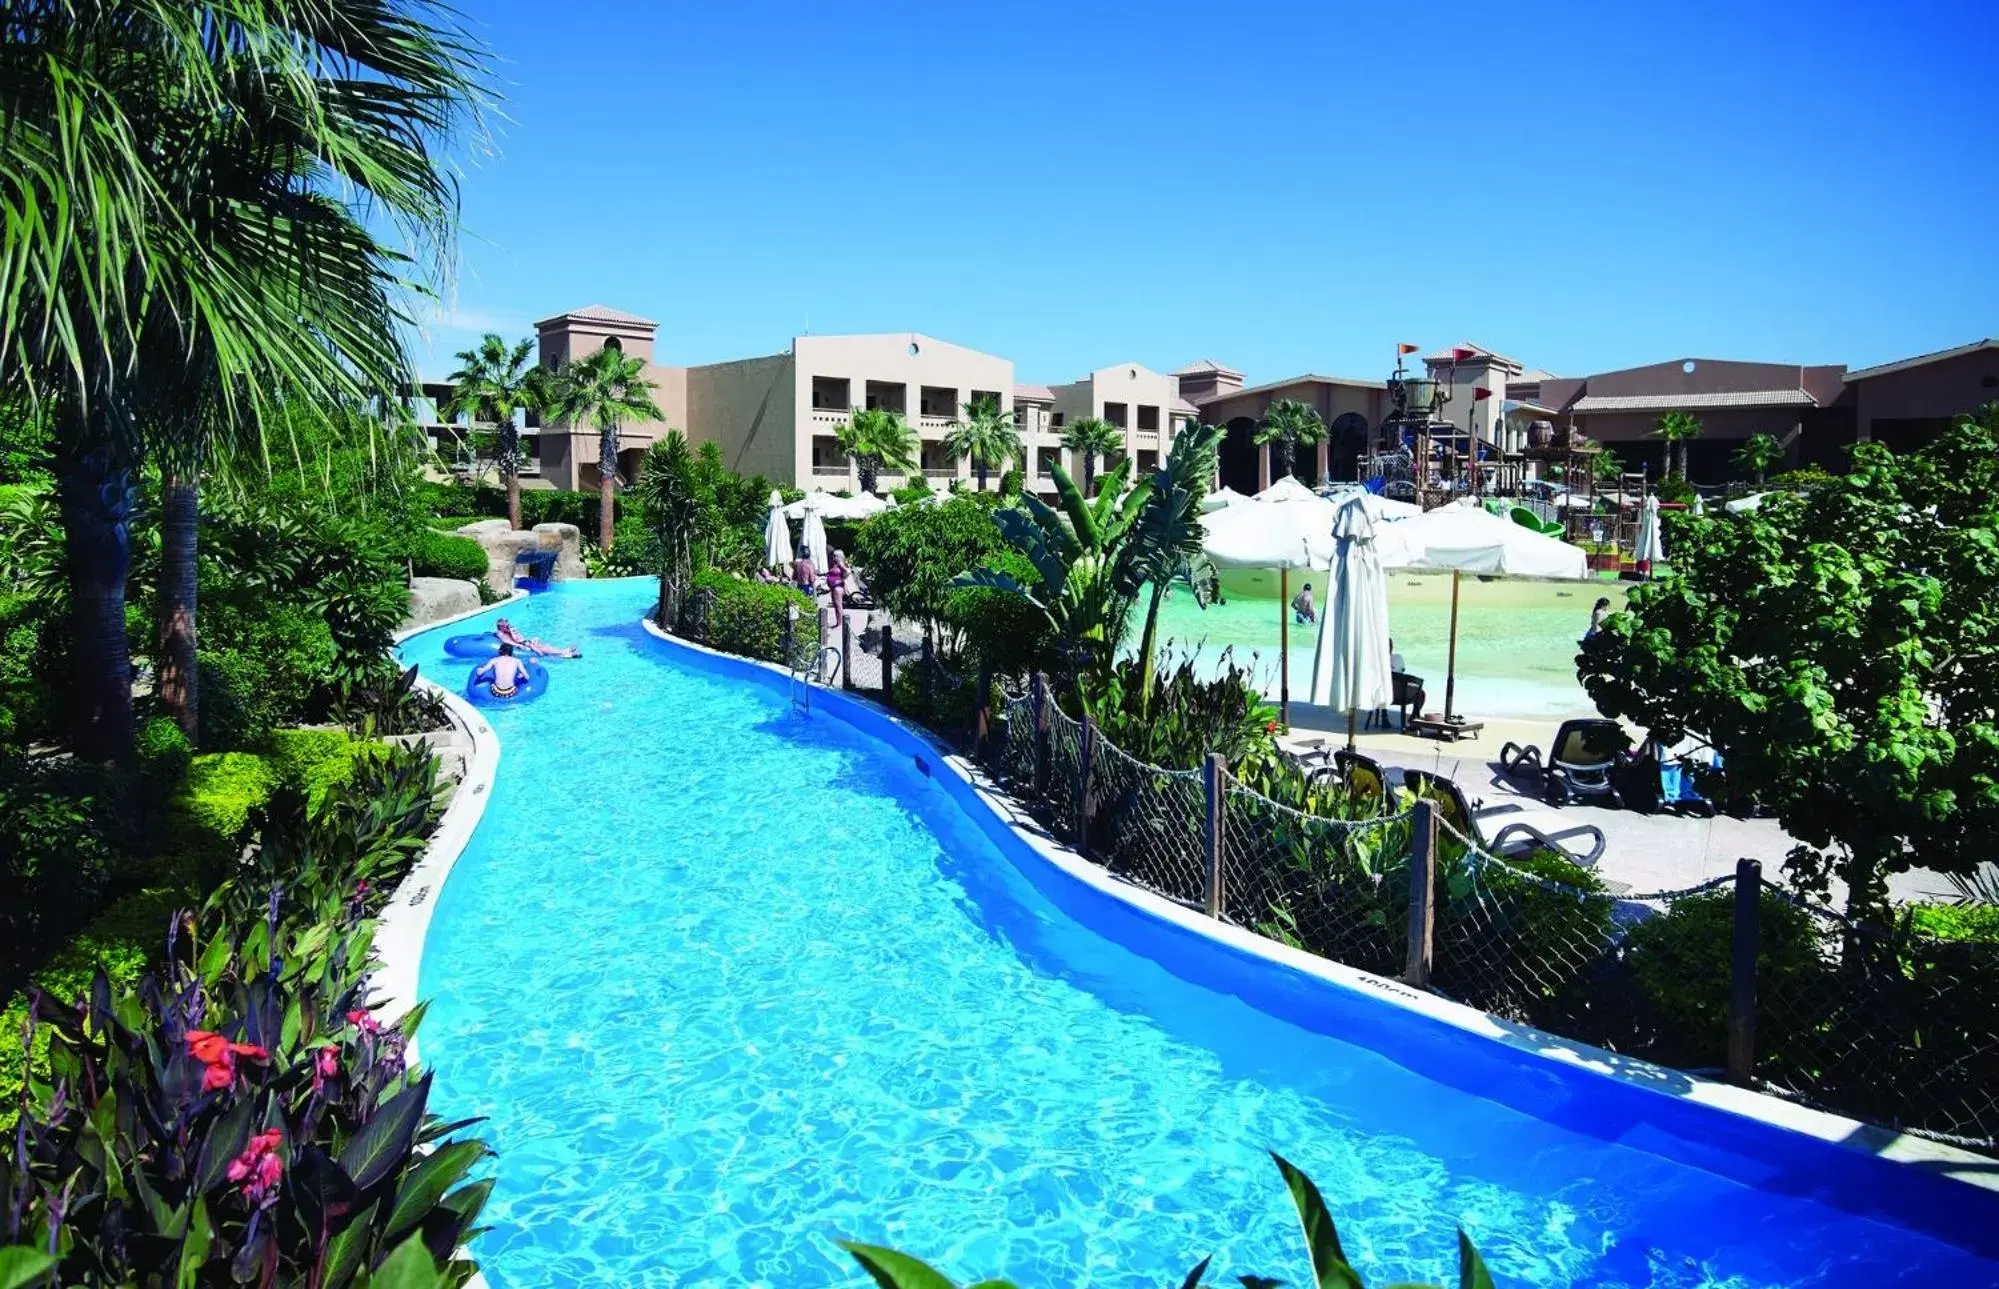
809, 407, 850, 427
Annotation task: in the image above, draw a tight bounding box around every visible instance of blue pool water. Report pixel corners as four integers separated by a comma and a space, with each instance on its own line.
402, 580, 1995, 1287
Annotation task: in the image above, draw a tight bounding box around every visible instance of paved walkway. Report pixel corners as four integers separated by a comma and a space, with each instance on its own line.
1280, 701, 1957, 906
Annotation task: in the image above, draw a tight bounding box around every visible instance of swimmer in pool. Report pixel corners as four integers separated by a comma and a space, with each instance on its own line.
497, 617, 579, 658
473, 643, 532, 698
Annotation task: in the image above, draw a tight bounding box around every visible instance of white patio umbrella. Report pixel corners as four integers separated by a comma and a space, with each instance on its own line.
1199, 485, 1251, 513
1632, 494, 1663, 575
762, 490, 793, 570
1200, 485, 1343, 724
1375, 500, 1589, 723
1309, 493, 1395, 748
800, 494, 829, 571
783, 490, 891, 522
1725, 492, 1767, 514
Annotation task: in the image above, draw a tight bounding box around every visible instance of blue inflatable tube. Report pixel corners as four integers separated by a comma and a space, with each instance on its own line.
443, 633, 504, 659
464, 657, 548, 706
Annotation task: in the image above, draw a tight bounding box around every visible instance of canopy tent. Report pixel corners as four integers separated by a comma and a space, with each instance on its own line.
762, 490, 793, 570
1308, 494, 1395, 748
783, 490, 892, 521
800, 495, 829, 570
1254, 475, 1321, 504
1725, 492, 1766, 514
1373, 500, 1589, 727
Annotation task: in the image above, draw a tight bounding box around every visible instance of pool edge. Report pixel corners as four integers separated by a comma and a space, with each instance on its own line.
634, 618, 1997, 1200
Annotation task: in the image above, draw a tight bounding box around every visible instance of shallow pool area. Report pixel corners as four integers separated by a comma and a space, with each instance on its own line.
401, 579, 1994, 1287
1147, 572, 1621, 718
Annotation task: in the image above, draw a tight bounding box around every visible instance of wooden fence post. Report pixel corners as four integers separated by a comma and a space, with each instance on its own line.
782, 602, 797, 669
840, 612, 855, 692
974, 662, 991, 756
1729, 857, 1761, 1085
1203, 753, 1226, 918
1031, 672, 1051, 800
1077, 715, 1095, 857
879, 617, 894, 701
1403, 799, 1438, 988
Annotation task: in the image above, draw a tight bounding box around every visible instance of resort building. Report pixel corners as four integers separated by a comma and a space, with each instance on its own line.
1842, 338, 1999, 452
532, 305, 683, 491
1193, 371, 1392, 494
1038, 362, 1197, 481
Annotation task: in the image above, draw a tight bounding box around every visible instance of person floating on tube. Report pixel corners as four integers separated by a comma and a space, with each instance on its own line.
497, 617, 579, 658
473, 643, 532, 699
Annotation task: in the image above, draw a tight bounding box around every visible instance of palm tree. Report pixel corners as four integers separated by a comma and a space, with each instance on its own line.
1652, 411, 1704, 481
1255, 399, 1327, 482
445, 335, 548, 529
0, 1, 491, 757
547, 347, 664, 551
943, 395, 1021, 491
835, 407, 919, 495
1734, 432, 1783, 484
1123, 423, 1224, 708
1060, 417, 1123, 496
632, 432, 701, 628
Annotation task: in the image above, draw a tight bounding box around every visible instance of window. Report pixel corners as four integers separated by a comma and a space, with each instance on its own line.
864, 381, 906, 414
1137, 449, 1159, 473
1104, 402, 1128, 429
603, 336, 623, 354
970, 388, 1002, 410
1037, 449, 1055, 476
1136, 404, 1159, 432
1012, 407, 1026, 427
919, 385, 958, 418
1052, 411, 1066, 429
812, 435, 847, 469
811, 376, 851, 411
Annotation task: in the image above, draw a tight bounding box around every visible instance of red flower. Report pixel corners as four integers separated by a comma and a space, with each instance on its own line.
1265, 719, 1280, 734
346, 1008, 382, 1037
227, 1129, 285, 1204
186, 1030, 268, 1091
187, 1030, 230, 1065
316, 1045, 339, 1078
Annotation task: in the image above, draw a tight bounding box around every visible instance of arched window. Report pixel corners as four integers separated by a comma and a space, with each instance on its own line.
603, 336, 623, 354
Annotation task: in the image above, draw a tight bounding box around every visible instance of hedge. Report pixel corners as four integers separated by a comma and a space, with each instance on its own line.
409, 527, 491, 581
687, 568, 814, 665
421, 480, 618, 541
268, 727, 369, 805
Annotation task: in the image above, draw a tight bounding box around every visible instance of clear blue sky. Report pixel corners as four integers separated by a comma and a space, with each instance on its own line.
415, 0, 1994, 386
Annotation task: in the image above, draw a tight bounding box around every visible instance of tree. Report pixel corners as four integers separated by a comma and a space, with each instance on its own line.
1059, 417, 1123, 496
835, 407, 918, 495
547, 347, 664, 551
852, 494, 1008, 642
1734, 432, 1784, 484
957, 458, 1153, 690
0, 0, 491, 758
943, 394, 1021, 491
632, 432, 700, 627
1579, 406, 1999, 918
1123, 423, 1223, 709
444, 335, 547, 529
1255, 398, 1327, 483
1652, 411, 1704, 481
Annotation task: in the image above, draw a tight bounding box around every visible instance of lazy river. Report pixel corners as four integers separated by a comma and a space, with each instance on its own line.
401, 579, 1994, 1287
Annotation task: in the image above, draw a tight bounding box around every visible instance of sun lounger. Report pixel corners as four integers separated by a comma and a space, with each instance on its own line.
1497, 718, 1630, 807
1403, 768, 1608, 868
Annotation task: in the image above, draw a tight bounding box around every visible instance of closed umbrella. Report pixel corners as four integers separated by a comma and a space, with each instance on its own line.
801, 494, 829, 571
1633, 494, 1663, 575
1376, 500, 1588, 725
763, 490, 793, 570
1309, 493, 1395, 748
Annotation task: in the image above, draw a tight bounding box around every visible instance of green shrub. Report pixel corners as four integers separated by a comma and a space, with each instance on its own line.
940, 551, 1051, 679
409, 527, 490, 581
135, 715, 192, 784
1625, 886, 1828, 1066
171, 751, 277, 883
685, 568, 814, 665
196, 647, 278, 748
1, 760, 122, 991
1907, 901, 1999, 943
268, 727, 368, 804
891, 661, 977, 732
852, 493, 1006, 631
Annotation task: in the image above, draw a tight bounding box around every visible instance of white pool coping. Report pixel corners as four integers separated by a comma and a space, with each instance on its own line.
637, 617, 1996, 1192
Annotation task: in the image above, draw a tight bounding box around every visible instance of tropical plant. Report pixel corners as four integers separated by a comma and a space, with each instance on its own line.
955, 459, 1152, 691
1123, 423, 1223, 708
444, 334, 548, 529
1058, 416, 1123, 496
1651, 411, 1703, 481
546, 346, 664, 551
1255, 398, 1327, 483
1733, 432, 1784, 484
943, 395, 1021, 491
836, 407, 920, 495
840, 1151, 1495, 1289
633, 432, 702, 626
0, 0, 491, 760
1580, 406, 1999, 918
852, 494, 1008, 641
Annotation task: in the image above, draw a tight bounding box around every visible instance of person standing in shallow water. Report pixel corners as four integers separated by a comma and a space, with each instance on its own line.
1292, 581, 1316, 624
1585, 596, 1612, 640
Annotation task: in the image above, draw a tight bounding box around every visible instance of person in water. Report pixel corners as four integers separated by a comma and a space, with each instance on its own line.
496, 617, 578, 658
1292, 581, 1316, 625
473, 643, 531, 698
1585, 596, 1612, 640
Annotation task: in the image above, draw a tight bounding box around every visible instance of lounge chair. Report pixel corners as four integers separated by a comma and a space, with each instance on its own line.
1498, 718, 1629, 808
1299, 748, 1391, 817
1403, 768, 1608, 868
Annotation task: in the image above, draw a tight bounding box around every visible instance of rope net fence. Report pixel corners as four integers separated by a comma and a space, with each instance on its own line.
1086, 739, 1209, 907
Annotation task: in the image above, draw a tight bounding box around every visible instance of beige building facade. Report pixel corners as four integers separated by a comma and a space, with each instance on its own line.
531, 305, 684, 491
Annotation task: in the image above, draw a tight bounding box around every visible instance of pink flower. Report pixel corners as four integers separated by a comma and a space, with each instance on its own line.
346, 1008, 382, 1037
312, 1043, 340, 1094
226, 1129, 285, 1205
187, 1031, 268, 1091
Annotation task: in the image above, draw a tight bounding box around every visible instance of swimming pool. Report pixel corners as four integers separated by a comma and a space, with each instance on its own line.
401, 579, 1995, 1287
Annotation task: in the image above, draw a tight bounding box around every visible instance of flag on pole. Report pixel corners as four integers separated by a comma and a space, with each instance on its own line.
1473, 386, 1493, 401
1452, 347, 1478, 363
1397, 343, 1420, 355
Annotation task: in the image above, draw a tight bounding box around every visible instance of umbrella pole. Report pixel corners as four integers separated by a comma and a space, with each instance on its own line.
1443, 569, 1461, 722
1280, 567, 1290, 727
1346, 705, 1356, 751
